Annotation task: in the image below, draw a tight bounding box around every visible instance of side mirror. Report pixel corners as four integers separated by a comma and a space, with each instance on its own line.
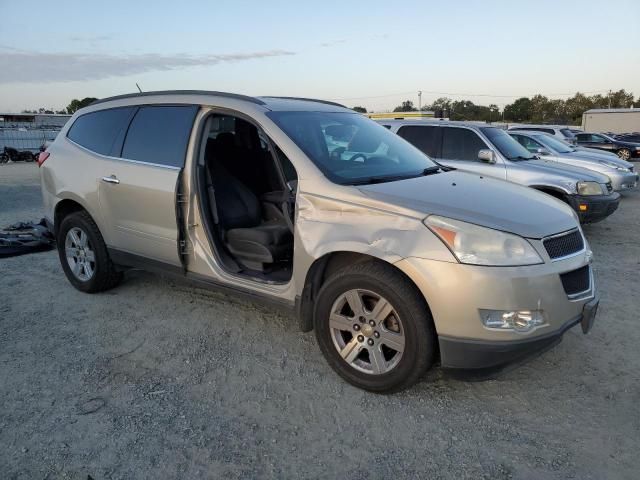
478, 149, 496, 164
536, 148, 551, 156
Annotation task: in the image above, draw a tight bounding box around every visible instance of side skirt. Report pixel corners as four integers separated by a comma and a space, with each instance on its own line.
108, 248, 297, 316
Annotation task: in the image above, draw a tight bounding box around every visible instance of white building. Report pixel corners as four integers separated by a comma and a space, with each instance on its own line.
581, 108, 640, 133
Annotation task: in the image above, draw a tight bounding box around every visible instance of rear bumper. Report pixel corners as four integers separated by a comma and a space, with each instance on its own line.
439, 295, 599, 370
567, 193, 620, 223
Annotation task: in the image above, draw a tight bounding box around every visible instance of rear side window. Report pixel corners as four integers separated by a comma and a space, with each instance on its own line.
397, 125, 440, 157
67, 107, 135, 156
559, 128, 575, 139
441, 127, 487, 161
122, 105, 198, 168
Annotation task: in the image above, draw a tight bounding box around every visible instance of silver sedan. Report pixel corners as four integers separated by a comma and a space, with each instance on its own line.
510, 131, 638, 192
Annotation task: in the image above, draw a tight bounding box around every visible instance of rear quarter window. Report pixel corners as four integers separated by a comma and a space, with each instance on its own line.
121, 105, 199, 168
397, 125, 440, 157
67, 107, 136, 156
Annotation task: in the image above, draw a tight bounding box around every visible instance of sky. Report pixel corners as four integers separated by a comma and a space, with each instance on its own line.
0, 0, 639, 113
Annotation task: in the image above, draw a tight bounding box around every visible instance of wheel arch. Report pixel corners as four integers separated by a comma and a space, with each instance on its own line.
530, 185, 570, 201
53, 195, 101, 237
296, 251, 431, 333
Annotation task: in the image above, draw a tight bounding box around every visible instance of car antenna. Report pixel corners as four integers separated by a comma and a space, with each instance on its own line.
136, 83, 143, 93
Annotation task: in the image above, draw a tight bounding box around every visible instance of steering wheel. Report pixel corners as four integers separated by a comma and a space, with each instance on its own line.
349, 153, 367, 162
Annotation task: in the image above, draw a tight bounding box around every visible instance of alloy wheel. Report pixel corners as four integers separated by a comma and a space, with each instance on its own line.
618, 149, 631, 160
65, 227, 96, 281
329, 289, 405, 375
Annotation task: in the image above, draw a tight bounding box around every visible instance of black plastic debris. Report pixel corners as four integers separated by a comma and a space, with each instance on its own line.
0, 218, 55, 258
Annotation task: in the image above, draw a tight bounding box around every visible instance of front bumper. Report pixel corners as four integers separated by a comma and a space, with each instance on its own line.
610, 171, 639, 191
439, 295, 598, 369
395, 248, 596, 369
567, 192, 620, 223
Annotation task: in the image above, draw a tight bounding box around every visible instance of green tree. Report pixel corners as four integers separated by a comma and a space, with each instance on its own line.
564, 93, 593, 124
351, 106, 367, 113
393, 100, 417, 112
66, 97, 98, 114
503, 97, 533, 122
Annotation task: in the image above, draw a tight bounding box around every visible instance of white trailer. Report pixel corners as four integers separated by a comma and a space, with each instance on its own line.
582, 108, 640, 133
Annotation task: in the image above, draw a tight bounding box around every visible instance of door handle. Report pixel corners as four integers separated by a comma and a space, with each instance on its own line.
101, 175, 120, 184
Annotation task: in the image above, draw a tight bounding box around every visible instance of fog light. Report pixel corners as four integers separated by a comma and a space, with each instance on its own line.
479, 310, 546, 333
579, 204, 588, 212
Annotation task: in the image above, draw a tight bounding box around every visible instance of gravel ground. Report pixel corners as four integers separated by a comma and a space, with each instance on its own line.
1, 162, 639, 479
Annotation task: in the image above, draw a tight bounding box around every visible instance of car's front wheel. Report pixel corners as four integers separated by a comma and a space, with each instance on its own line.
617, 148, 631, 160
57, 211, 122, 293
314, 261, 436, 393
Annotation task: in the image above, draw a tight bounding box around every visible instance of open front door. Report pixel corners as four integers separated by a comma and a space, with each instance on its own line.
98, 104, 199, 267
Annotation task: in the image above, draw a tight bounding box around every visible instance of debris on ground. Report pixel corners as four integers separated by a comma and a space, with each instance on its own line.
0, 218, 54, 258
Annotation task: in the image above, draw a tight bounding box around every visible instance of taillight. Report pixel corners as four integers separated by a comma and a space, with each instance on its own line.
37, 152, 50, 167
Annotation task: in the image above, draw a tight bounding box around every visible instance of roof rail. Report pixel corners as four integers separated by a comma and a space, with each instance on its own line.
261, 96, 347, 108
91, 90, 266, 106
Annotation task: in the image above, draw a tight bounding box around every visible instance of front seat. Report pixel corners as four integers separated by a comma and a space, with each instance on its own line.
205, 136, 292, 272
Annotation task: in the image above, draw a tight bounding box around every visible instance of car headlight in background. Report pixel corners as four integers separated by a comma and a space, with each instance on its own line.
424, 216, 543, 266
576, 181, 605, 195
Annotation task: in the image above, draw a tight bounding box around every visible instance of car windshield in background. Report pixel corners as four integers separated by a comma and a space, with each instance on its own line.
535, 134, 574, 153
480, 127, 535, 161
266, 111, 438, 184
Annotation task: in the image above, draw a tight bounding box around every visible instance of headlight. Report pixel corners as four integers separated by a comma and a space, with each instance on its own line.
424, 216, 543, 266
576, 181, 604, 195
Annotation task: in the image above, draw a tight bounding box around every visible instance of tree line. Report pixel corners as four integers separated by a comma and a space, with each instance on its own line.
21, 97, 99, 115
353, 89, 636, 125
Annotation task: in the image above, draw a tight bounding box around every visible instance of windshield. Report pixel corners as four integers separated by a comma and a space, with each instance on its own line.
535, 134, 574, 153
266, 111, 438, 184
480, 127, 535, 161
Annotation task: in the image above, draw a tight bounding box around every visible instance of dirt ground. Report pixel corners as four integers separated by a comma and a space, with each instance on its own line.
1, 162, 639, 479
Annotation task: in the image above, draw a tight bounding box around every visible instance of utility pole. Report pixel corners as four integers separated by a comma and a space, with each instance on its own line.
418, 91, 422, 111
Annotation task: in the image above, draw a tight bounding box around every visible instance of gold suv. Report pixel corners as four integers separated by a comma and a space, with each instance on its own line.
39, 91, 598, 392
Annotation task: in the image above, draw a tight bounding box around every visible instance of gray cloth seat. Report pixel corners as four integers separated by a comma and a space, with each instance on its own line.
205, 135, 292, 270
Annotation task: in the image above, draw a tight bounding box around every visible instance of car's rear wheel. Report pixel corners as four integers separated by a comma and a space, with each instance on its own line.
57, 211, 122, 293
314, 261, 436, 393
617, 148, 631, 160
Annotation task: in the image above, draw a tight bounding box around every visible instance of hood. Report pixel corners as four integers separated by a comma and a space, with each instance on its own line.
563, 150, 633, 169
358, 171, 577, 239
525, 159, 610, 183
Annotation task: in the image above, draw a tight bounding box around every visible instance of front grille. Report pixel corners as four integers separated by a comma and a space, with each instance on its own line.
560, 265, 591, 296
543, 230, 584, 260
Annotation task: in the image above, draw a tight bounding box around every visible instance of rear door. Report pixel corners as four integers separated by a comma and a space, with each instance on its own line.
98, 104, 198, 266
437, 127, 507, 180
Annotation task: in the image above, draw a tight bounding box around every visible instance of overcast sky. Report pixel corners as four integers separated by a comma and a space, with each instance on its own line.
1, 0, 639, 112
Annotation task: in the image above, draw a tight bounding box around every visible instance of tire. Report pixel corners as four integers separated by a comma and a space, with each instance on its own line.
56, 211, 122, 293
617, 148, 631, 160
314, 260, 436, 393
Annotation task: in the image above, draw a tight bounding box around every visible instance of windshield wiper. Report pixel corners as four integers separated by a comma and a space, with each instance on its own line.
421, 166, 441, 176
509, 155, 534, 161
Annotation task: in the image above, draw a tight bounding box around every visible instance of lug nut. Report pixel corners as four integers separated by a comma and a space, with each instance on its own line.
367, 339, 374, 346
357, 335, 364, 343
374, 331, 380, 338
369, 320, 376, 327
353, 324, 360, 331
